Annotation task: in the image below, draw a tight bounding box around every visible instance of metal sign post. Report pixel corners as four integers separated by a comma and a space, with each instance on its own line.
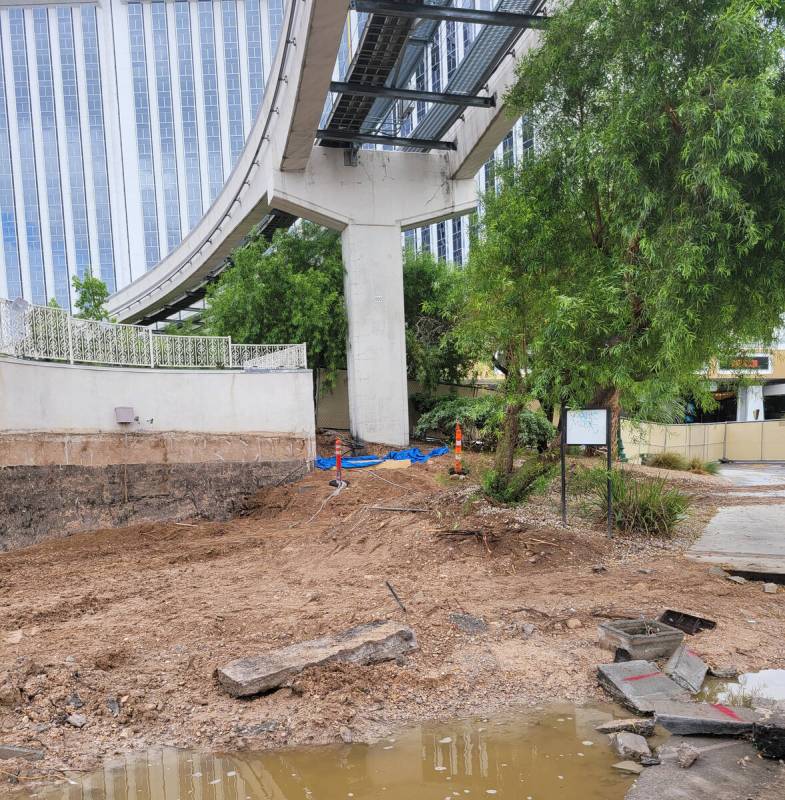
606, 407, 613, 539
562, 406, 614, 536
560, 402, 567, 526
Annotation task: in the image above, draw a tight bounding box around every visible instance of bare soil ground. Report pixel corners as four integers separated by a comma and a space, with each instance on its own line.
1, 453, 784, 791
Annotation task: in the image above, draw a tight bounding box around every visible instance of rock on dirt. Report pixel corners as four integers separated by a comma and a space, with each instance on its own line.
215, 620, 417, 697
595, 718, 655, 737
676, 743, 700, 769
0, 745, 44, 761
609, 731, 651, 762
66, 714, 87, 728
448, 612, 488, 634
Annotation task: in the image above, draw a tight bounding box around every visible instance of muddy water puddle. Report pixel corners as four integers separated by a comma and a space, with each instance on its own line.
27, 705, 639, 800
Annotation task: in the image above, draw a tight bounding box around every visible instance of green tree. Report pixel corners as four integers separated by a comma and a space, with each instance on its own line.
204, 222, 348, 390
205, 222, 474, 399
499, 0, 785, 450
72, 272, 112, 321
457, 160, 566, 473
403, 247, 476, 394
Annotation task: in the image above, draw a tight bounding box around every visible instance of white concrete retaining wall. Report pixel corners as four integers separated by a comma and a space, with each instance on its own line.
0, 356, 315, 442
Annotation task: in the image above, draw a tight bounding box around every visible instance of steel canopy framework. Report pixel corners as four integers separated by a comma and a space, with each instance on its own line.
318, 0, 548, 151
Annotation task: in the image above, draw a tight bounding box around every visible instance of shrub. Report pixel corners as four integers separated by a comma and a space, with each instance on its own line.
645, 452, 719, 476
689, 457, 719, 475
482, 458, 557, 504
414, 394, 555, 452
645, 452, 690, 471
586, 468, 690, 536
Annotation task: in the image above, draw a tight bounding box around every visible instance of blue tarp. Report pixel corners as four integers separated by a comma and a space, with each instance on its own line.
315, 446, 449, 471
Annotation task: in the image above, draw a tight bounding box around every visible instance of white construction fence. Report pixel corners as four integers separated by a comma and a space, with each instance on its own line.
622, 419, 785, 463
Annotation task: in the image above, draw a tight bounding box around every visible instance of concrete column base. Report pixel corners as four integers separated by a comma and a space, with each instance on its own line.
341, 223, 409, 447
737, 384, 765, 421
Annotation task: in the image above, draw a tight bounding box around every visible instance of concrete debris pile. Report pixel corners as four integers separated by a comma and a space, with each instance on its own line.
595, 609, 785, 792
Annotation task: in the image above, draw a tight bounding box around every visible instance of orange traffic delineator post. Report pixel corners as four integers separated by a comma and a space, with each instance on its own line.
335, 437, 343, 483
329, 437, 346, 487
454, 422, 463, 474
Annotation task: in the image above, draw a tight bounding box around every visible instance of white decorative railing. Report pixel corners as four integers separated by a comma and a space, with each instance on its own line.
0, 298, 307, 371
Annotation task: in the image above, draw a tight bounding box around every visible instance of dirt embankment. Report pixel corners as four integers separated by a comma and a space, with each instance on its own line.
1, 456, 783, 790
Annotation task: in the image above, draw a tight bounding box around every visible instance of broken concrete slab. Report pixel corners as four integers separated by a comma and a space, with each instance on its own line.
727, 575, 747, 584
595, 717, 656, 737
598, 619, 684, 660
626, 736, 783, 800
653, 700, 758, 736
664, 645, 708, 694
0, 745, 44, 761
216, 620, 417, 697
753, 713, 785, 759
609, 731, 651, 762
763, 582, 778, 594
598, 660, 690, 714
613, 760, 643, 775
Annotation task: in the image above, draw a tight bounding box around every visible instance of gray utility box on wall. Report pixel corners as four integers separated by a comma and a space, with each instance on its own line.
114, 407, 135, 425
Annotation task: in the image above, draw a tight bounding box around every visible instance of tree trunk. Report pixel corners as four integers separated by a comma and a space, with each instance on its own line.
494, 400, 523, 476
589, 386, 621, 461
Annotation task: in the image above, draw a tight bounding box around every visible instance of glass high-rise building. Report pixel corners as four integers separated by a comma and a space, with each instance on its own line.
0, 0, 281, 310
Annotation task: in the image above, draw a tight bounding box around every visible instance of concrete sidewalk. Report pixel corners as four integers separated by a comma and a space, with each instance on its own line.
690, 465, 785, 575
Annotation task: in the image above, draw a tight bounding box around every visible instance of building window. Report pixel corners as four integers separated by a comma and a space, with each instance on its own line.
483, 157, 495, 193
268, 0, 284, 59
82, 6, 115, 292
415, 55, 426, 123
0, 26, 21, 301
221, 0, 244, 164
421, 225, 431, 253
452, 217, 463, 266
502, 130, 514, 168
520, 117, 534, 153
462, 1, 475, 51
128, 2, 160, 268
151, 1, 182, 253
198, 0, 224, 201
446, 21, 457, 80
430, 31, 441, 93
403, 229, 415, 252
175, 1, 203, 230
244, 0, 265, 114
57, 8, 91, 279
33, 8, 69, 308
10, 8, 46, 304
436, 221, 447, 260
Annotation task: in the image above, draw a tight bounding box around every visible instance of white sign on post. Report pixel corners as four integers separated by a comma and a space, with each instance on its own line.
566, 409, 608, 446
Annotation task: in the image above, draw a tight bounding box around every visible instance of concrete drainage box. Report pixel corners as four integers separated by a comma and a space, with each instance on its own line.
598, 619, 684, 660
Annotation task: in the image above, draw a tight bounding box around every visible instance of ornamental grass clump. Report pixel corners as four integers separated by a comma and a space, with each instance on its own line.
589, 469, 690, 537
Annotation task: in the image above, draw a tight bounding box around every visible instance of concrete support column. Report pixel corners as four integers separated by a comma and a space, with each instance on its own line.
341, 223, 409, 447
737, 384, 765, 422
